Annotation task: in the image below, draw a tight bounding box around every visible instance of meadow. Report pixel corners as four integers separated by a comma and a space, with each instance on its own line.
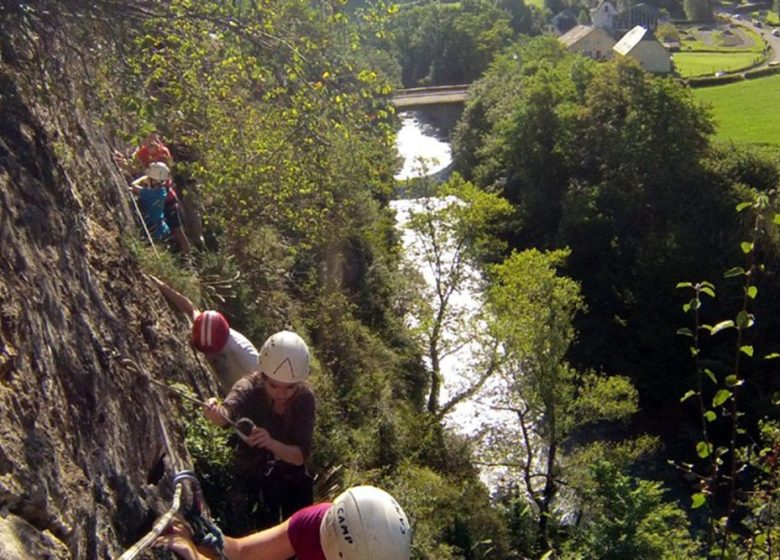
673, 51, 762, 77
693, 74, 780, 145
678, 25, 764, 52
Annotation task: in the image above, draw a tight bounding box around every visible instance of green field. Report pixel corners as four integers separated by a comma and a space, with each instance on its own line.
678, 24, 764, 52
693, 74, 780, 145
673, 52, 762, 77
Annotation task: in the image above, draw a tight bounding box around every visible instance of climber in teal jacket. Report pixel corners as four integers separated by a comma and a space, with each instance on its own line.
129, 162, 172, 240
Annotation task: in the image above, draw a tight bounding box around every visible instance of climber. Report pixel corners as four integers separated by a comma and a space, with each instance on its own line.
115, 133, 190, 255
149, 275, 258, 394
132, 132, 174, 168
203, 329, 316, 535
114, 132, 173, 174
156, 485, 412, 560
129, 162, 174, 242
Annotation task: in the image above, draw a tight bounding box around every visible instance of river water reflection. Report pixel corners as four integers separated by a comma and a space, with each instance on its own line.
393, 110, 569, 500
393, 112, 501, 436
394, 112, 452, 180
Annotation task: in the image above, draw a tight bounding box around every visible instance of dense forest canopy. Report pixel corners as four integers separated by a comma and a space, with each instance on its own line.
1, 0, 779, 559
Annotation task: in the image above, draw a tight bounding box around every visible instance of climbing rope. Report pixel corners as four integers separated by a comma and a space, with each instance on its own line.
115, 358, 228, 560
116, 479, 184, 560
126, 178, 161, 258
118, 357, 257, 444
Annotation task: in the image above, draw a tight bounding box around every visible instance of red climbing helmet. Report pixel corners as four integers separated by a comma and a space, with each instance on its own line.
191, 311, 230, 354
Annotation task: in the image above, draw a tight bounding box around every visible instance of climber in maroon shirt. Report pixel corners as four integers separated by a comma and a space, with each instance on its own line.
156, 486, 411, 560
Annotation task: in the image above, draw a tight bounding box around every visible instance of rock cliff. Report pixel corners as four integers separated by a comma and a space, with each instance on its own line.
0, 67, 216, 558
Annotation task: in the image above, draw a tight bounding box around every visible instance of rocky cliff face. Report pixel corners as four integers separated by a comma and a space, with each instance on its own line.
0, 69, 215, 559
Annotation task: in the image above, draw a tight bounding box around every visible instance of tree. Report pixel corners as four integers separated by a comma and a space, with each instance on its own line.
561, 461, 699, 559
655, 22, 680, 43
675, 194, 780, 558
496, 0, 538, 35
684, 0, 712, 22
453, 37, 595, 247
480, 248, 641, 551
386, 0, 515, 87
401, 173, 512, 414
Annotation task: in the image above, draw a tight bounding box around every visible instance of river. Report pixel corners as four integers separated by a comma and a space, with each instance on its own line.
393, 114, 578, 515
394, 112, 452, 181
392, 112, 505, 439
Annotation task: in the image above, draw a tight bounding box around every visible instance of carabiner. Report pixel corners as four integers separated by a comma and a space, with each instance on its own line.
234, 417, 256, 444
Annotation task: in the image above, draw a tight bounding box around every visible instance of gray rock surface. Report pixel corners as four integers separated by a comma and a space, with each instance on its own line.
0, 69, 215, 559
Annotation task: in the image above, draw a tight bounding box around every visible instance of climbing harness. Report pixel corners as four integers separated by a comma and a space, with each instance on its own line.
177, 470, 226, 556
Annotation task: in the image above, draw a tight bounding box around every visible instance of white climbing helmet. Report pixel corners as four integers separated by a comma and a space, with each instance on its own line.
320, 486, 411, 560
257, 330, 310, 383
145, 161, 170, 182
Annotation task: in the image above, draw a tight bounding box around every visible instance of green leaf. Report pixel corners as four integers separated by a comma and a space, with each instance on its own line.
740, 241, 754, 254
774, 213, 780, 225
710, 320, 734, 335
736, 202, 752, 213
700, 286, 715, 298
740, 345, 754, 357
724, 267, 746, 278
764, 353, 780, 360
713, 389, 732, 407
696, 441, 712, 458
540, 551, 554, 560
746, 286, 758, 299
725, 375, 742, 387
704, 368, 717, 384
736, 311, 753, 329
691, 493, 707, 509
681, 390, 697, 402
773, 392, 780, 406
676, 282, 693, 289
704, 410, 716, 422
676, 328, 694, 338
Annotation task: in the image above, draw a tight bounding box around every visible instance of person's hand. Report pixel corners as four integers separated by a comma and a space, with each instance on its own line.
154, 517, 199, 560
202, 397, 227, 426
154, 533, 200, 560
247, 426, 274, 450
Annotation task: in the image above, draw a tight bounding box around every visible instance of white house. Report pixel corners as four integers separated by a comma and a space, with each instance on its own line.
559, 25, 616, 61
613, 25, 671, 73
590, 0, 618, 30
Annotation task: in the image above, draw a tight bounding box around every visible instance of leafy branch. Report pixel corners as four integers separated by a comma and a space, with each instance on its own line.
676, 193, 778, 557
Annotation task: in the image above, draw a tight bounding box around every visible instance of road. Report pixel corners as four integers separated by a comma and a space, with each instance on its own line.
724, 14, 780, 66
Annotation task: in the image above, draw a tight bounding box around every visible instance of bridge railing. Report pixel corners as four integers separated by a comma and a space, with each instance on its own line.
391, 84, 470, 108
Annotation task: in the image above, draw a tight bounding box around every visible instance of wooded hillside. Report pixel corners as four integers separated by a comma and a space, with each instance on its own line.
1, 2, 779, 559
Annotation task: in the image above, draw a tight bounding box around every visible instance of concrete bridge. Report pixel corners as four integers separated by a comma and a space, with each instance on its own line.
391, 85, 470, 109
